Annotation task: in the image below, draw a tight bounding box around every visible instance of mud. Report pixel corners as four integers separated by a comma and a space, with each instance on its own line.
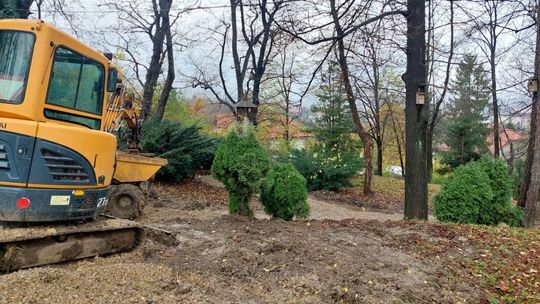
0, 180, 477, 303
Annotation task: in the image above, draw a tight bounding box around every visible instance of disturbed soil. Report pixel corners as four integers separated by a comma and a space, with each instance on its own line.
0, 178, 538, 303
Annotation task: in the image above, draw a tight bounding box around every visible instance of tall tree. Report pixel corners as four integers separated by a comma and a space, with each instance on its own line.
352, 23, 403, 177
462, 1, 522, 159
518, 2, 540, 228
329, 0, 377, 195
105, 0, 177, 121
191, 0, 284, 125
427, 0, 455, 181
442, 54, 490, 169
403, 0, 429, 220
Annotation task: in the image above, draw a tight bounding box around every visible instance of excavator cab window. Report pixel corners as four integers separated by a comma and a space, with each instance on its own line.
46, 47, 105, 114
45, 47, 105, 130
0, 30, 35, 104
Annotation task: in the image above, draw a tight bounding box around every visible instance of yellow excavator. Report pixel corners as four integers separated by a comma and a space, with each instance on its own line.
0, 19, 167, 271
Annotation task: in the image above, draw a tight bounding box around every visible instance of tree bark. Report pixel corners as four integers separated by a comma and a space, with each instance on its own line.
155, 8, 175, 122
376, 139, 383, 176
517, 4, 540, 227
140, 0, 172, 121
491, 48, 500, 158
403, 0, 429, 220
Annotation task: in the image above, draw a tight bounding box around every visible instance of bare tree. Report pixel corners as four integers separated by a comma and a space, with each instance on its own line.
352, 21, 404, 176
191, 0, 284, 125
155, 7, 176, 121
264, 40, 305, 142
328, 0, 373, 195
275, 0, 407, 195
426, 0, 454, 180
460, 1, 525, 159
104, 0, 180, 121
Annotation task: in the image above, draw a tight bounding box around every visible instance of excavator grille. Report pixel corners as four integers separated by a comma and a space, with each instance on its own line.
42, 149, 89, 182
0, 144, 8, 170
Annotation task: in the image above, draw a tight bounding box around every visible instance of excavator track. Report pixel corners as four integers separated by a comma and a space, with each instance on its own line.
0, 218, 144, 273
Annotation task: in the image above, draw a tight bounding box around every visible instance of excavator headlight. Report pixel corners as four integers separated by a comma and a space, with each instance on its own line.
16, 197, 30, 209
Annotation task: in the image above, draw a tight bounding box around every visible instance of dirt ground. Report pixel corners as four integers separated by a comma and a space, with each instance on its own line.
0, 178, 536, 303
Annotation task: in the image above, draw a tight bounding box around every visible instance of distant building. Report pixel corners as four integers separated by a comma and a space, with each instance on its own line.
266, 120, 312, 150
488, 129, 525, 157
213, 113, 237, 135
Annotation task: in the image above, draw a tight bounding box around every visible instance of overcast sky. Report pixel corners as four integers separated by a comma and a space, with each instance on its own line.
31, 0, 537, 117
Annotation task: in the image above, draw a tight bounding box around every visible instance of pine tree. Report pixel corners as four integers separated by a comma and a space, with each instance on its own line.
311, 62, 358, 152
442, 54, 490, 169
288, 63, 364, 191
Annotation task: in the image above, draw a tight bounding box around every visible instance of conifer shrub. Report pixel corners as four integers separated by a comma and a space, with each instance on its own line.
433, 163, 493, 224
211, 128, 270, 217
141, 119, 218, 182
434, 158, 523, 226
475, 157, 523, 226
287, 147, 363, 191
261, 163, 310, 220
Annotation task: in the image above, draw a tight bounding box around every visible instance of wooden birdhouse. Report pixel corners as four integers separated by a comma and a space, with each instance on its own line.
235, 98, 257, 123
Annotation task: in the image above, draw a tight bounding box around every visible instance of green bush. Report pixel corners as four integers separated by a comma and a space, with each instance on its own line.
433, 158, 523, 226
261, 163, 310, 220
434, 163, 493, 224
211, 128, 270, 217
286, 147, 364, 191
141, 119, 218, 182
475, 157, 523, 226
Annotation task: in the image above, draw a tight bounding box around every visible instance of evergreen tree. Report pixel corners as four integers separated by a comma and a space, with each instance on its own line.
311, 62, 359, 153
286, 63, 364, 191
442, 54, 490, 169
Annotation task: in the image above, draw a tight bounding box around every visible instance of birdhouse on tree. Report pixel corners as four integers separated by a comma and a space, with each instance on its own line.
235, 98, 258, 125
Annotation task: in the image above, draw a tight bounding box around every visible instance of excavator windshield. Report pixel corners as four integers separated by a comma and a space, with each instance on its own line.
0, 30, 34, 104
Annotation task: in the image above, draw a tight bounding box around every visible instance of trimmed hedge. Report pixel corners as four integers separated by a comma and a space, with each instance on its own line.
211, 128, 270, 217
434, 157, 523, 226
261, 163, 310, 220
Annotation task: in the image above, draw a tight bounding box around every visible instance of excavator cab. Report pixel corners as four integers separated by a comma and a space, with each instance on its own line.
0, 19, 119, 222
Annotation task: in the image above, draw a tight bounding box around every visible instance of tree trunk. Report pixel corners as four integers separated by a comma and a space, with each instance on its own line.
427, 130, 433, 181
376, 138, 383, 176
518, 4, 540, 227
491, 51, 500, 158
330, 0, 374, 195
390, 107, 406, 177
140, 0, 172, 121
403, 0, 429, 220
155, 10, 175, 122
